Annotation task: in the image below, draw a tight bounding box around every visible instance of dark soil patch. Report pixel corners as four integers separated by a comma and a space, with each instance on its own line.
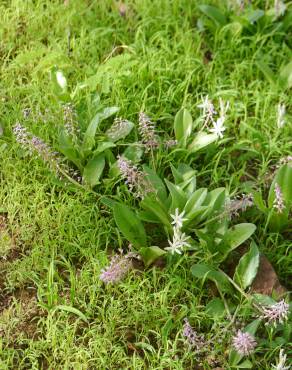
0, 286, 43, 341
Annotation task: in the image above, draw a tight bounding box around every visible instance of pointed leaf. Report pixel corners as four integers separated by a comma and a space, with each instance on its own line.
82, 113, 101, 153
140, 195, 172, 231
234, 242, 260, 289
54, 305, 88, 323
143, 166, 167, 202
140, 246, 166, 267
83, 154, 105, 187
198, 5, 227, 26
279, 61, 292, 89
191, 263, 233, 293
123, 145, 144, 162
174, 108, 193, 145
220, 223, 256, 259
184, 188, 208, 214
188, 132, 217, 153
105, 119, 134, 142
113, 203, 147, 249
58, 128, 82, 170
99, 106, 120, 120
93, 142, 116, 155
165, 179, 187, 211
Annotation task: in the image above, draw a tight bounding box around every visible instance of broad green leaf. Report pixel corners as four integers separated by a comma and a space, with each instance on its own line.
198, 5, 227, 26
252, 191, 267, 213
191, 263, 233, 293
174, 108, 193, 145
234, 242, 260, 289
58, 128, 82, 170
105, 119, 134, 142
99, 106, 120, 120
93, 141, 116, 155
143, 166, 167, 202
252, 294, 276, 306
170, 164, 184, 184
138, 210, 161, 223
184, 206, 209, 227
220, 223, 256, 259
113, 203, 147, 249
83, 154, 105, 187
199, 187, 226, 220
184, 188, 208, 214
236, 360, 253, 368
53, 305, 88, 323
279, 61, 292, 89
140, 195, 172, 231
206, 298, 225, 317
188, 132, 218, 153
123, 145, 144, 162
82, 113, 101, 153
165, 179, 187, 211
139, 246, 166, 267
82, 107, 119, 153
171, 164, 197, 192
177, 164, 195, 179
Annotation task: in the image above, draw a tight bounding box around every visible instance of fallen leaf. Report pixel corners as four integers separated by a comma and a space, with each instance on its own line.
251, 255, 287, 297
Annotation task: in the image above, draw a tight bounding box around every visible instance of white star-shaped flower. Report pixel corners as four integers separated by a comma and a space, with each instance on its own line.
197, 95, 216, 119
170, 209, 187, 229
165, 228, 190, 255
209, 116, 226, 139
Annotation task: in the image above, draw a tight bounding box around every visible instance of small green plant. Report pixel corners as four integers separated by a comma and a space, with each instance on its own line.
104, 163, 256, 266
254, 161, 292, 232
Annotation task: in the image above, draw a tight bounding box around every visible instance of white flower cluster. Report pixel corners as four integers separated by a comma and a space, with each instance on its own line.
165, 209, 190, 254
197, 96, 229, 139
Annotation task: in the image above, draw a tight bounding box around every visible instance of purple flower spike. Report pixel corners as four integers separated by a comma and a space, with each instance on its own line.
99, 253, 133, 284
138, 112, 159, 151
261, 300, 290, 326
182, 319, 205, 349
273, 183, 285, 214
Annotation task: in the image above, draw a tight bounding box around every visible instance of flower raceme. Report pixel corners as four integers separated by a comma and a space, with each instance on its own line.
117, 155, 153, 199
13, 122, 63, 176
99, 252, 135, 284
138, 112, 159, 151
273, 183, 285, 214
182, 319, 205, 349
261, 300, 290, 326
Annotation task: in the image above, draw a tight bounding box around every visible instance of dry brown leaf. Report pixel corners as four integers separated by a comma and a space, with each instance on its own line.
251, 255, 287, 297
